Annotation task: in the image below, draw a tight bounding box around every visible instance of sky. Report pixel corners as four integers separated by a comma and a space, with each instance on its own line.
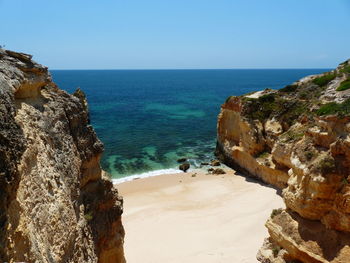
0, 0, 349, 69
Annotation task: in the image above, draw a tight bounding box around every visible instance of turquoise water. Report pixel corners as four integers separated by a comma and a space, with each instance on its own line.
51, 69, 327, 179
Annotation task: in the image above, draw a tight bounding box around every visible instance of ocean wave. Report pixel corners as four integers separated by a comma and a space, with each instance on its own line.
112, 168, 182, 184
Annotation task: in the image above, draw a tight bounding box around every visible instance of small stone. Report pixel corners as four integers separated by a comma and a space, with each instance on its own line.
201, 162, 209, 165
177, 158, 187, 163
207, 168, 214, 172
213, 168, 226, 175
179, 163, 190, 172
210, 160, 221, 166
191, 173, 197, 177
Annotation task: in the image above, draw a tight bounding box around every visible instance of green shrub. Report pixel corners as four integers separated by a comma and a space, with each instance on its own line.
336, 79, 350, 91
279, 84, 298, 92
282, 103, 309, 125
243, 94, 311, 125
317, 102, 339, 115
242, 94, 282, 121
312, 73, 336, 86
299, 92, 308, 99
340, 64, 350, 74
317, 156, 336, 174
259, 93, 275, 102
317, 98, 350, 116
225, 95, 235, 103
282, 129, 305, 142
257, 151, 270, 159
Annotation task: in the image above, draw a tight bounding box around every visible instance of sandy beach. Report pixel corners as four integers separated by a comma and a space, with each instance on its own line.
117, 168, 284, 263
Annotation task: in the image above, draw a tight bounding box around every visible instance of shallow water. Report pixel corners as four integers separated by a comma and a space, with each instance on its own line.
51, 69, 327, 179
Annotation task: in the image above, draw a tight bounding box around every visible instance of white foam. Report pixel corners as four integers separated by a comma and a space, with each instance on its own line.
112, 168, 182, 184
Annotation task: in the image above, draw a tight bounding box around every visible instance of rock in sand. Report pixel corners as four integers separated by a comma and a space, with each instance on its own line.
179, 163, 190, 172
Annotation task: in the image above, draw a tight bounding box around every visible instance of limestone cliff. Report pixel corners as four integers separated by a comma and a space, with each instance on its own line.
0, 49, 125, 262
216, 60, 350, 262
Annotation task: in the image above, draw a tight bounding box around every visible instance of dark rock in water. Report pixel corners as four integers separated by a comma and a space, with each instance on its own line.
201, 162, 209, 165
179, 163, 190, 172
210, 159, 221, 166
207, 168, 214, 172
177, 158, 187, 163
213, 168, 226, 175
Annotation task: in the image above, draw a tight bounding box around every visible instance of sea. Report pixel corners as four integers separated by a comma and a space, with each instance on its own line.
51, 69, 327, 182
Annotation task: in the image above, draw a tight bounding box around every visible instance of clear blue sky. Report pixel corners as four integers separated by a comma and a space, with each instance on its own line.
1, 0, 349, 69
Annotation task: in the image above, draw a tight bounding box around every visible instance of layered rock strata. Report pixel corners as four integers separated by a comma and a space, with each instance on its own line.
0, 49, 125, 263
216, 60, 350, 262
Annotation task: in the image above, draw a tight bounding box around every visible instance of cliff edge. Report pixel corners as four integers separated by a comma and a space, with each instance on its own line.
0, 49, 125, 262
216, 60, 350, 262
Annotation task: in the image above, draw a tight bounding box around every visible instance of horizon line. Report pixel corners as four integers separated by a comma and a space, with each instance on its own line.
50, 67, 332, 71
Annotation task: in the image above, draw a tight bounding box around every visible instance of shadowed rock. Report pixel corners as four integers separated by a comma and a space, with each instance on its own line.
213, 168, 226, 175
177, 157, 187, 163
210, 159, 221, 166
179, 163, 190, 172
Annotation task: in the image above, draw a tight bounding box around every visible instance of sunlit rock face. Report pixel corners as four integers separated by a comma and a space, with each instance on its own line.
216, 59, 350, 262
0, 49, 125, 263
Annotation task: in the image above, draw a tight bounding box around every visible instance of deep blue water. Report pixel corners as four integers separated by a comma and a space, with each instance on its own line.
51, 69, 328, 178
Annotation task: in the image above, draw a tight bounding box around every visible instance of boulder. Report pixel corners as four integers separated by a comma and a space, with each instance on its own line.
213, 168, 226, 175
210, 159, 221, 166
179, 163, 190, 172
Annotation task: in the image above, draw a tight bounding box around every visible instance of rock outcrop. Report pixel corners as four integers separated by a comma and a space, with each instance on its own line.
0, 49, 125, 263
216, 59, 350, 262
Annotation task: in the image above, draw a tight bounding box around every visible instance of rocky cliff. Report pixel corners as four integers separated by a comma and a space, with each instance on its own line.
216, 60, 350, 262
0, 49, 125, 263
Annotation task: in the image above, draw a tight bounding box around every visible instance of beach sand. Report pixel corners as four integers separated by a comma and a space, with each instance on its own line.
117, 168, 284, 263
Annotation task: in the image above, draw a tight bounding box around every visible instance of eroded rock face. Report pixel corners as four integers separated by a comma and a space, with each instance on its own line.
261, 210, 350, 263
216, 59, 350, 262
216, 96, 288, 189
0, 49, 125, 263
